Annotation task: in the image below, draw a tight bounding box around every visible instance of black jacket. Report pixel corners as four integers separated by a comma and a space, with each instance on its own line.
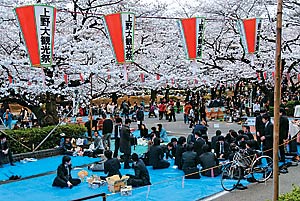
133, 159, 151, 185
264, 121, 274, 148
104, 158, 121, 177
102, 119, 113, 134
120, 125, 131, 154
182, 151, 198, 170
149, 145, 164, 167
194, 137, 206, 156
279, 115, 289, 140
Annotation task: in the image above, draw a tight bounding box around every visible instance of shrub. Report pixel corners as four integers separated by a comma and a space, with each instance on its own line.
278, 184, 300, 201
4, 124, 87, 154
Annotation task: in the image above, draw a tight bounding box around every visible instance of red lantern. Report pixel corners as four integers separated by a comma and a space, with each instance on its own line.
103, 12, 135, 64
14, 5, 56, 67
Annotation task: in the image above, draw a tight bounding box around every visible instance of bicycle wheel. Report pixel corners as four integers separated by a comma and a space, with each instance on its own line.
251, 155, 273, 183
221, 163, 242, 191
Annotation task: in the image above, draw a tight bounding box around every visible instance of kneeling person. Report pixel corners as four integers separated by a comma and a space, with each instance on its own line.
127, 153, 151, 187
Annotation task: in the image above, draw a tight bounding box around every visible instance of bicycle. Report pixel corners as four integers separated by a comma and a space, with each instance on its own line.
221, 150, 273, 191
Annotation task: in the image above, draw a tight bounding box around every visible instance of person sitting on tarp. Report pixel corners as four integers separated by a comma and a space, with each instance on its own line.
198, 144, 221, 177
52, 156, 81, 189
99, 150, 121, 180
182, 144, 200, 179
175, 136, 187, 170
91, 131, 104, 157
127, 153, 151, 187
215, 136, 230, 160
61, 136, 75, 156
149, 138, 170, 169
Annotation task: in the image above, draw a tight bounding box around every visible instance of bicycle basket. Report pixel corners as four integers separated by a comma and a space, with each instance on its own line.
233, 152, 251, 168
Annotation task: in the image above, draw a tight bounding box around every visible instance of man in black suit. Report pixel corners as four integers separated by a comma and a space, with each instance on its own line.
215, 136, 230, 159
279, 108, 289, 162
0, 134, 15, 167
102, 114, 113, 150
149, 138, 170, 169
193, 131, 206, 157
255, 109, 266, 146
127, 153, 151, 187
101, 150, 121, 180
113, 118, 122, 158
260, 113, 273, 158
120, 119, 132, 169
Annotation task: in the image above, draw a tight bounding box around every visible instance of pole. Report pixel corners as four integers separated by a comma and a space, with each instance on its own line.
89, 73, 93, 139
273, 0, 283, 200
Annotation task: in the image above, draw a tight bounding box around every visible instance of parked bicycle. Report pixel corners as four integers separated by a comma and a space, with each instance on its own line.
221, 149, 273, 191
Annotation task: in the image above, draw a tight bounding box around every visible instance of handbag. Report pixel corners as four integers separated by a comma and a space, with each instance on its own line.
183, 167, 200, 179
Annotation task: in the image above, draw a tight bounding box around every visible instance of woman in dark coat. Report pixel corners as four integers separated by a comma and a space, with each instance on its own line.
52, 156, 81, 188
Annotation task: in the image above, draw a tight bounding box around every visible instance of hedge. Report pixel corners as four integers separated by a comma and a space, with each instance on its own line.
269, 100, 300, 117
4, 124, 87, 154
278, 184, 300, 201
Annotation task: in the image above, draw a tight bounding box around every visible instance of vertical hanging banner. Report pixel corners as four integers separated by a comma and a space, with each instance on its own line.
263, 71, 267, 80
14, 5, 56, 67
64, 74, 68, 85
178, 17, 206, 60
156, 74, 160, 81
79, 73, 84, 82
237, 18, 262, 57
298, 73, 300, 82
140, 73, 145, 83
103, 12, 135, 64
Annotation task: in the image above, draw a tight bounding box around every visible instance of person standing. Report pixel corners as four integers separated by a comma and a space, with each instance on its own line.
102, 114, 113, 150
158, 101, 166, 120
260, 113, 273, 158
136, 106, 144, 130
52, 156, 81, 188
120, 119, 132, 169
279, 108, 289, 162
183, 102, 192, 124
3, 109, 13, 129
255, 109, 266, 146
0, 134, 15, 167
113, 117, 122, 158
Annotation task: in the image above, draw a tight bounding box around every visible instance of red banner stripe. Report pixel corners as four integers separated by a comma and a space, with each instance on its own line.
104, 13, 125, 63
243, 18, 257, 53
181, 18, 196, 59
15, 6, 40, 66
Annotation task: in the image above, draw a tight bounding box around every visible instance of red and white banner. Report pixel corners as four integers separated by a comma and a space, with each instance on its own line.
103, 12, 135, 64
140, 73, 145, 82
79, 73, 84, 82
263, 71, 267, 80
256, 72, 260, 81
15, 5, 56, 67
64, 74, 68, 85
237, 18, 262, 54
8, 75, 13, 84
178, 17, 205, 60
156, 74, 160, 81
